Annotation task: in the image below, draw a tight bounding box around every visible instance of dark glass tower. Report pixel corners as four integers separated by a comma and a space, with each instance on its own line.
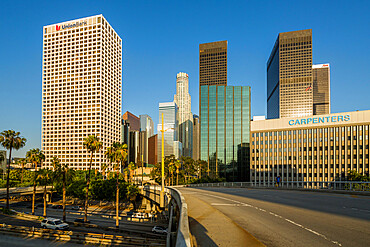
267, 29, 313, 119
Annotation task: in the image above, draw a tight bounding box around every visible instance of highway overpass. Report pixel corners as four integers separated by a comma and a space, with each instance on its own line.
179, 187, 370, 247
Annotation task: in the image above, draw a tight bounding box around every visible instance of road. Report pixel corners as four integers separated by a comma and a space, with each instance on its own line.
178, 187, 370, 247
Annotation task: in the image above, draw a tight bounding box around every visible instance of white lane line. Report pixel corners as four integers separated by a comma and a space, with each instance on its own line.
202, 192, 342, 246
211, 203, 241, 206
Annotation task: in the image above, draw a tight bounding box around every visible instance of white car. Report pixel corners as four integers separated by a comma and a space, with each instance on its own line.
41, 218, 69, 230
132, 212, 146, 219
152, 225, 168, 234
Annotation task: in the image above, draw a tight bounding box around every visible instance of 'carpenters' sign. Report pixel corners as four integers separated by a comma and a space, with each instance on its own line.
289, 115, 350, 126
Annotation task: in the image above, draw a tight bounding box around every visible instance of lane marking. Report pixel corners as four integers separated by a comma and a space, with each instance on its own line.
202, 192, 342, 246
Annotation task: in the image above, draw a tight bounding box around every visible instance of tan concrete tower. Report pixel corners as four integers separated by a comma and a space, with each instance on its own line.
42, 15, 122, 170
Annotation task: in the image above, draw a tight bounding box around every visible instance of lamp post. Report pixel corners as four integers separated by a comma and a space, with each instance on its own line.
159, 113, 174, 208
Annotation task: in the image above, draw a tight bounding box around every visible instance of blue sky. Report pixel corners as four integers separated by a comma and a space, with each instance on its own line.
0, 0, 369, 157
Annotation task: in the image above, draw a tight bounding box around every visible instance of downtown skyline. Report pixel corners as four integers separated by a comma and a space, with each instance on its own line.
0, 0, 369, 157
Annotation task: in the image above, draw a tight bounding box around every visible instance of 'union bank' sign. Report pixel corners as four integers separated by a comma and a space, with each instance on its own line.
288, 115, 351, 126
56, 21, 87, 31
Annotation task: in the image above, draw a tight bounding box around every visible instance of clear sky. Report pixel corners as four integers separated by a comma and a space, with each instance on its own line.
0, 0, 369, 157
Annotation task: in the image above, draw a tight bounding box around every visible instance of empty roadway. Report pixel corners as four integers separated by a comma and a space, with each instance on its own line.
179, 187, 370, 247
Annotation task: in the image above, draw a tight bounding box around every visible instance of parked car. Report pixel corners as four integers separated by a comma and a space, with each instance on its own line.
74, 218, 90, 224
41, 218, 69, 230
152, 226, 168, 234
71, 205, 82, 210
52, 204, 63, 209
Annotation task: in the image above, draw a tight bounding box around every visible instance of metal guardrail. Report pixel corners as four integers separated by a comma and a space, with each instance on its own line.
142, 185, 191, 247
188, 181, 370, 192
0, 223, 165, 246
0, 186, 53, 195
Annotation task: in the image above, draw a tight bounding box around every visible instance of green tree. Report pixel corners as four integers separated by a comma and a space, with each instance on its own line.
101, 163, 108, 180
0, 130, 27, 210
83, 135, 102, 223
26, 148, 45, 215
17, 158, 27, 184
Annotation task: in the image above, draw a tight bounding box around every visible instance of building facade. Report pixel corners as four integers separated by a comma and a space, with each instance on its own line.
0, 150, 6, 178
313, 64, 330, 115
122, 112, 140, 165
139, 114, 154, 164
199, 41, 227, 87
157, 102, 179, 162
42, 15, 122, 170
174, 72, 193, 157
251, 110, 370, 186
148, 134, 158, 165
200, 85, 251, 181
267, 29, 313, 119
193, 114, 200, 160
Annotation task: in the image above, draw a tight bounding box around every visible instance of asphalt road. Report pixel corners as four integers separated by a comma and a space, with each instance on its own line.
178, 187, 370, 247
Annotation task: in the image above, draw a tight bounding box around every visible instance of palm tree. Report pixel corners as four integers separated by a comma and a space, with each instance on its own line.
169, 163, 175, 186
83, 135, 102, 223
26, 148, 44, 215
37, 169, 51, 217
0, 152, 5, 180
174, 159, 181, 186
101, 163, 108, 180
113, 142, 128, 228
0, 130, 27, 210
128, 162, 136, 184
53, 157, 74, 222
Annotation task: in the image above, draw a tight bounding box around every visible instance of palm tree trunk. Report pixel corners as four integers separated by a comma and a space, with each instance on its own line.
62, 172, 66, 222
84, 152, 93, 223
6, 146, 12, 210
32, 179, 36, 215
176, 170, 179, 186
43, 185, 47, 217
21, 165, 24, 184
116, 171, 119, 228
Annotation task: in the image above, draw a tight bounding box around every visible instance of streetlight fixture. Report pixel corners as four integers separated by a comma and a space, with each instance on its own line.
159, 113, 174, 208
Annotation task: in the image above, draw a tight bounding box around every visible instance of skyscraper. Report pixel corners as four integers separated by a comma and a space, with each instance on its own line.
199, 41, 227, 86
122, 112, 140, 165
139, 114, 154, 165
192, 114, 200, 161
267, 29, 313, 119
42, 15, 122, 170
157, 102, 179, 162
200, 85, 251, 181
313, 64, 330, 115
174, 72, 193, 157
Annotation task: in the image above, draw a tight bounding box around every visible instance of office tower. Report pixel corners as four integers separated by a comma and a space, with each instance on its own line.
148, 134, 158, 165
174, 72, 193, 157
192, 114, 200, 161
140, 115, 154, 138
139, 114, 154, 165
313, 64, 330, 115
42, 15, 122, 170
199, 41, 227, 86
200, 85, 251, 181
267, 29, 312, 119
157, 102, 179, 162
122, 112, 140, 164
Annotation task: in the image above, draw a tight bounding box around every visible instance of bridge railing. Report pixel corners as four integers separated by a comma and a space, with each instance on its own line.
188, 181, 370, 192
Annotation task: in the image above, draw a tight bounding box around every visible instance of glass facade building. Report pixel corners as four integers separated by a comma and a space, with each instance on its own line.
200, 85, 251, 181
157, 102, 179, 162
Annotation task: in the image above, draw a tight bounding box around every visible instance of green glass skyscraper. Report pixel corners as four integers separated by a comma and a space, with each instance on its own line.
200, 85, 251, 181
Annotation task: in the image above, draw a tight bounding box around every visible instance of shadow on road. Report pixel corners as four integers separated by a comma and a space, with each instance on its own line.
188, 216, 217, 247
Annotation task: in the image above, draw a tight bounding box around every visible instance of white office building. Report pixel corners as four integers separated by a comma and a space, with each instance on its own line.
42, 15, 122, 170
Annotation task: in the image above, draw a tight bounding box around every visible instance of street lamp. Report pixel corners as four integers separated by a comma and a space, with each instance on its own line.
159, 113, 174, 208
